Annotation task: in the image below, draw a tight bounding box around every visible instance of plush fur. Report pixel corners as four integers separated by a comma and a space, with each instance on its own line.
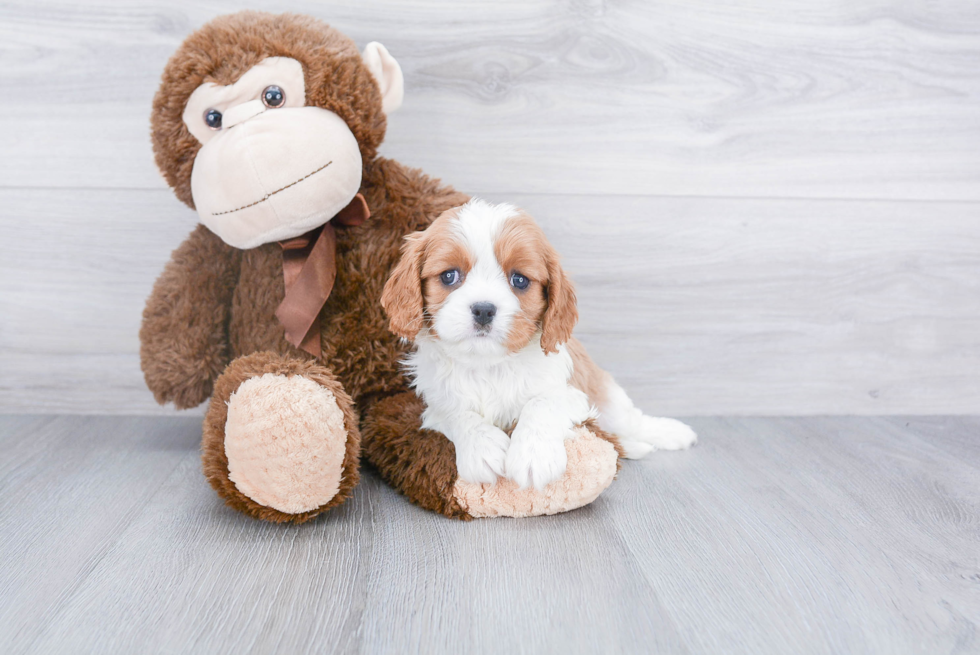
201, 352, 361, 523
381, 200, 698, 490
225, 373, 349, 514
143, 11, 629, 522
454, 421, 623, 518
362, 393, 626, 519
360, 392, 473, 520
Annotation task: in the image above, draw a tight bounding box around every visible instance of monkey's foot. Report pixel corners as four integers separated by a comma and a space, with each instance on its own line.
203, 352, 360, 523
361, 392, 621, 520
453, 423, 621, 518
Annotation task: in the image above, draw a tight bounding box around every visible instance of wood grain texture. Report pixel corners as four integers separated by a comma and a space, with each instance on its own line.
2, 189, 978, 415
1, 0, 979, 414
1, 414, 977, 654
0, 0, 978, 199
603, 415, 980, 654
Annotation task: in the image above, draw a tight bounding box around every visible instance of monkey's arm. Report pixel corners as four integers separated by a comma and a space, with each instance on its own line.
140, 224, 241, 409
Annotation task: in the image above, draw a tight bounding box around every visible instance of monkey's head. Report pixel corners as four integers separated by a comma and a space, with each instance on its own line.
151, 11, 403, 249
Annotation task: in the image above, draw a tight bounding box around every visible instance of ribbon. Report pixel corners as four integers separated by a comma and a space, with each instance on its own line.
275, 193, 370, 357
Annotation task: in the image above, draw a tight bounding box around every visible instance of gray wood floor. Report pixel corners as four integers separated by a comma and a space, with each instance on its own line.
1, 414, 977, 654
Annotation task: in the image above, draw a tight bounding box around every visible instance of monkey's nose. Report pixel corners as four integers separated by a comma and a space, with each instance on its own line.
471, 302, 497, 327
222, 99, 267, 129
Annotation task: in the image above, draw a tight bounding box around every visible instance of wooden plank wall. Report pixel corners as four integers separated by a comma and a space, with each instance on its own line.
1, 0, 978, 415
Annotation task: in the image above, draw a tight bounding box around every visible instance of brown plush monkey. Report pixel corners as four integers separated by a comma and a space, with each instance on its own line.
142, 11, 621, 523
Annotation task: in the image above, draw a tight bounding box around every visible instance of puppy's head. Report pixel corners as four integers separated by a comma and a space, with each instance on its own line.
381, 199, 577, 356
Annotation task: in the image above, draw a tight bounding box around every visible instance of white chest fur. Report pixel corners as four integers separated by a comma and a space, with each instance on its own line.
407, 334, 574, 430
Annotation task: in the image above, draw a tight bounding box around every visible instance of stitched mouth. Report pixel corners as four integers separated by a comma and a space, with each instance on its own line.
211, 160, 333, 216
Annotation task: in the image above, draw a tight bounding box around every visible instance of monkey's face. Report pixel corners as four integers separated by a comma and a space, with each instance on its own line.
183, 57, 364, 249
151, 13, 404, 250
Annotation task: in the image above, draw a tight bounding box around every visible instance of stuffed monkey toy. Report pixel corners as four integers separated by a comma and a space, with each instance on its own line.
142, 11, 622, 523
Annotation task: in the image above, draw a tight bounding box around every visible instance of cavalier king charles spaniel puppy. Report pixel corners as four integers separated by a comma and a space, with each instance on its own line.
381, 200, 696, 489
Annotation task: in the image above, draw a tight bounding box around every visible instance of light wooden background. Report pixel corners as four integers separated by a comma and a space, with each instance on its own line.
1, 0, 979, 415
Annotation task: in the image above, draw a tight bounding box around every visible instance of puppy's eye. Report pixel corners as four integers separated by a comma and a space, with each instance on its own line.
204, 108, 222, 130
510, 272, 530, 290
440, 269, 461, 286
262, 85, 285, 108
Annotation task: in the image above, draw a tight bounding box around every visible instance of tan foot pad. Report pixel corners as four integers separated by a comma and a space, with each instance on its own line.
452, 427, 619, 518
225, 373, 347, 514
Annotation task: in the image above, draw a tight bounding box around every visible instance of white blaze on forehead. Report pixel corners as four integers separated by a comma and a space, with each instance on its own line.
450, 199, 520, 269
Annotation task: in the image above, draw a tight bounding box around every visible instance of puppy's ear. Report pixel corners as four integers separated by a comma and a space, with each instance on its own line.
540, 247, 578, 354
381, 232, 427, 340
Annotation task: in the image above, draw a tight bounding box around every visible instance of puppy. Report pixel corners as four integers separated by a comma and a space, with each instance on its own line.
381, 199, 696, 490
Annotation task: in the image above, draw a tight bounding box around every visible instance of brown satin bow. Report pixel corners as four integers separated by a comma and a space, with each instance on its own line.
275, 193, 370, 357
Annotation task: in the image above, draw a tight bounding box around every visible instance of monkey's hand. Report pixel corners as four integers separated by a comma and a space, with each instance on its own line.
140, 225, 240, 409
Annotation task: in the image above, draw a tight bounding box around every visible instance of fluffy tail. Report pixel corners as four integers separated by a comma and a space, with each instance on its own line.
595, 381, 697, 458
567, 338, 697, 459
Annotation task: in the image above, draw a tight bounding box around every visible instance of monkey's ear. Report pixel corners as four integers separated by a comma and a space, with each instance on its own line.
362, 42, 404, 114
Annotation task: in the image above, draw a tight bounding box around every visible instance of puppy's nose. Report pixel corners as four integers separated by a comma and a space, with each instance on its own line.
471, 302, 497, 327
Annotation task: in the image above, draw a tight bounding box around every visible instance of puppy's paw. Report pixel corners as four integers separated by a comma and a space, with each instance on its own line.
617, 440, 655, 459
454, 424, 510, 485
632, 416, 697, 453
505, 432, 568, 491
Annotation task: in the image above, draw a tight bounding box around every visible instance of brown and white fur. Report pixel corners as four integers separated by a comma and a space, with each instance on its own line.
381, 200, 696, 490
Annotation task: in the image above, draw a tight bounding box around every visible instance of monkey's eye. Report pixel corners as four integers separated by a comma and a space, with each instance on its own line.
262, 85, 285, 108
510, 272, 530, 290
440, 269, 461, 287
204, 108, 222, 130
